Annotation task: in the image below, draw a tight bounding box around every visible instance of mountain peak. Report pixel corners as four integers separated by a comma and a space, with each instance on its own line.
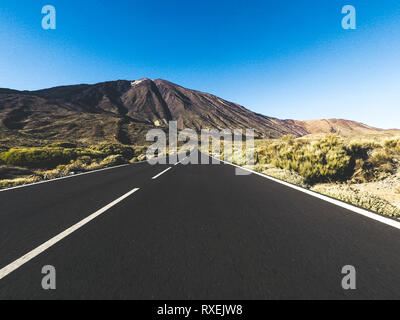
130, 78, 153, 87
0, 79, 309, 142
1, 79, 395, 147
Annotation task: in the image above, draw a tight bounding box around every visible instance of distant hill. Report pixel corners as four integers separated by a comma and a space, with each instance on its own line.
293, 119, 398, 136
0, 79, 397, 147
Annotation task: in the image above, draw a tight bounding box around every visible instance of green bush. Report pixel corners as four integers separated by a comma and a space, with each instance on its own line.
384, 138, 400, 154
347, 142, 376, 160
353, 146, 396, 181
255, 135, 400, 184
100, 155, 128, 167
0, 148, 80, 169
89, 143, 135, 159
256, 135, 353, 184
0, 143, 140, 170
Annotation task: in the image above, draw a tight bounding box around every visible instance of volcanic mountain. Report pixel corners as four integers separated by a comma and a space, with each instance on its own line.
0, 79, 308, 146
0, 79, 394, 146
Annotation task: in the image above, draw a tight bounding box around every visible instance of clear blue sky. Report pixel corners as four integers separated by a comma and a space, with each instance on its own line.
1, 0, 399, 128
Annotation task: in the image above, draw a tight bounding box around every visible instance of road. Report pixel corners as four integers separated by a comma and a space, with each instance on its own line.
1, 152, 400, 300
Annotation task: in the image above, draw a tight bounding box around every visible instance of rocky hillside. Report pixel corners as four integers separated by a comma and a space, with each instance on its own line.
0, 79, 396, 147
293, 119, 395, 136
0, 79, 308, 146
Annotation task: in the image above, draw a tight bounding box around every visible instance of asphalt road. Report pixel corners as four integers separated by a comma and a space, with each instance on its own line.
1, 152, 400, 300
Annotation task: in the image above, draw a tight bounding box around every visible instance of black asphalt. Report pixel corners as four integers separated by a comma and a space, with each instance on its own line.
1, 153, 400, 300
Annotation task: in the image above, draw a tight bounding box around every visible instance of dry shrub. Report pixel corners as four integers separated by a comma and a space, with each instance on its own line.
256, 135, 352, 184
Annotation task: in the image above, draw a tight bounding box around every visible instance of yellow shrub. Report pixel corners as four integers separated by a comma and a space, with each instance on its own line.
256, 135, 352, 184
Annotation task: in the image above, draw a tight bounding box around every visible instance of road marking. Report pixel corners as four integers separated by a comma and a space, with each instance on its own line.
0, 188, 140, 281
175, 160, 182, 166
152, 167, 172, 180
175, 156, 189, 166
209, 154, 400, 231
174, 149, 197, 166
0, 157, 167, 193
0, 164, 133, 193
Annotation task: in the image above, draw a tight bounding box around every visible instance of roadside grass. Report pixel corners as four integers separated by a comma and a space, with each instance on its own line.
209, 134, 400, 218
0, 176, 41, 189
311, 184, 400, 217
2, 135, 400, 218
253, 164, 309, 189
0, 143, 148, 189
256, 135, 400, 218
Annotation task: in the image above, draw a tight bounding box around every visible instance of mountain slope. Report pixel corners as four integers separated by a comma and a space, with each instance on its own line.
0, 88, 153, 146
0, 79, 396, 147
0, 79, 308, 146
152, 79, 307, 137
293, 119, 392, 136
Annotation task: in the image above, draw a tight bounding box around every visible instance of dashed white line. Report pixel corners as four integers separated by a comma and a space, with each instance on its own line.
152, 167, 172, 180
0, 187, 140, 281
174, 156, 189, 166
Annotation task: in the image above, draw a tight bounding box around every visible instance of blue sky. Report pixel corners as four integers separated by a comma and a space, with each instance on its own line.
0, 0, 399, 128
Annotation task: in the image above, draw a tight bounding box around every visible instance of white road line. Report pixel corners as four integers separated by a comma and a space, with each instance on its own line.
175, 157, 189, 166
210, 155, 400, 231
0, 187, 140, 281
174, 149, 197, 166
0, 158, 158, 193
152, 167, 172, 180
0, 164, 131, 193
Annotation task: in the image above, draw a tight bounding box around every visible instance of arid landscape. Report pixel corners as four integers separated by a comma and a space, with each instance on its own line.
253, 134, 400, 218
3, 1, 400, 300
1, 79, 399, 218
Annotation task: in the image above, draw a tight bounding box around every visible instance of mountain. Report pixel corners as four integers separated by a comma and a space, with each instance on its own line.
28, 78, 308, 138
0, 79, 308, 146
0, 81, 154, 146
293, 119, 397, 136
0, 79, 396, 147
151, 79, 308, 136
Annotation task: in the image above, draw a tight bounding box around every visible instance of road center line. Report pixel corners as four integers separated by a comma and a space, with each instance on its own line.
175, 157, 188, 166
152, 167, 172, 180
0, 187, 140, 281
